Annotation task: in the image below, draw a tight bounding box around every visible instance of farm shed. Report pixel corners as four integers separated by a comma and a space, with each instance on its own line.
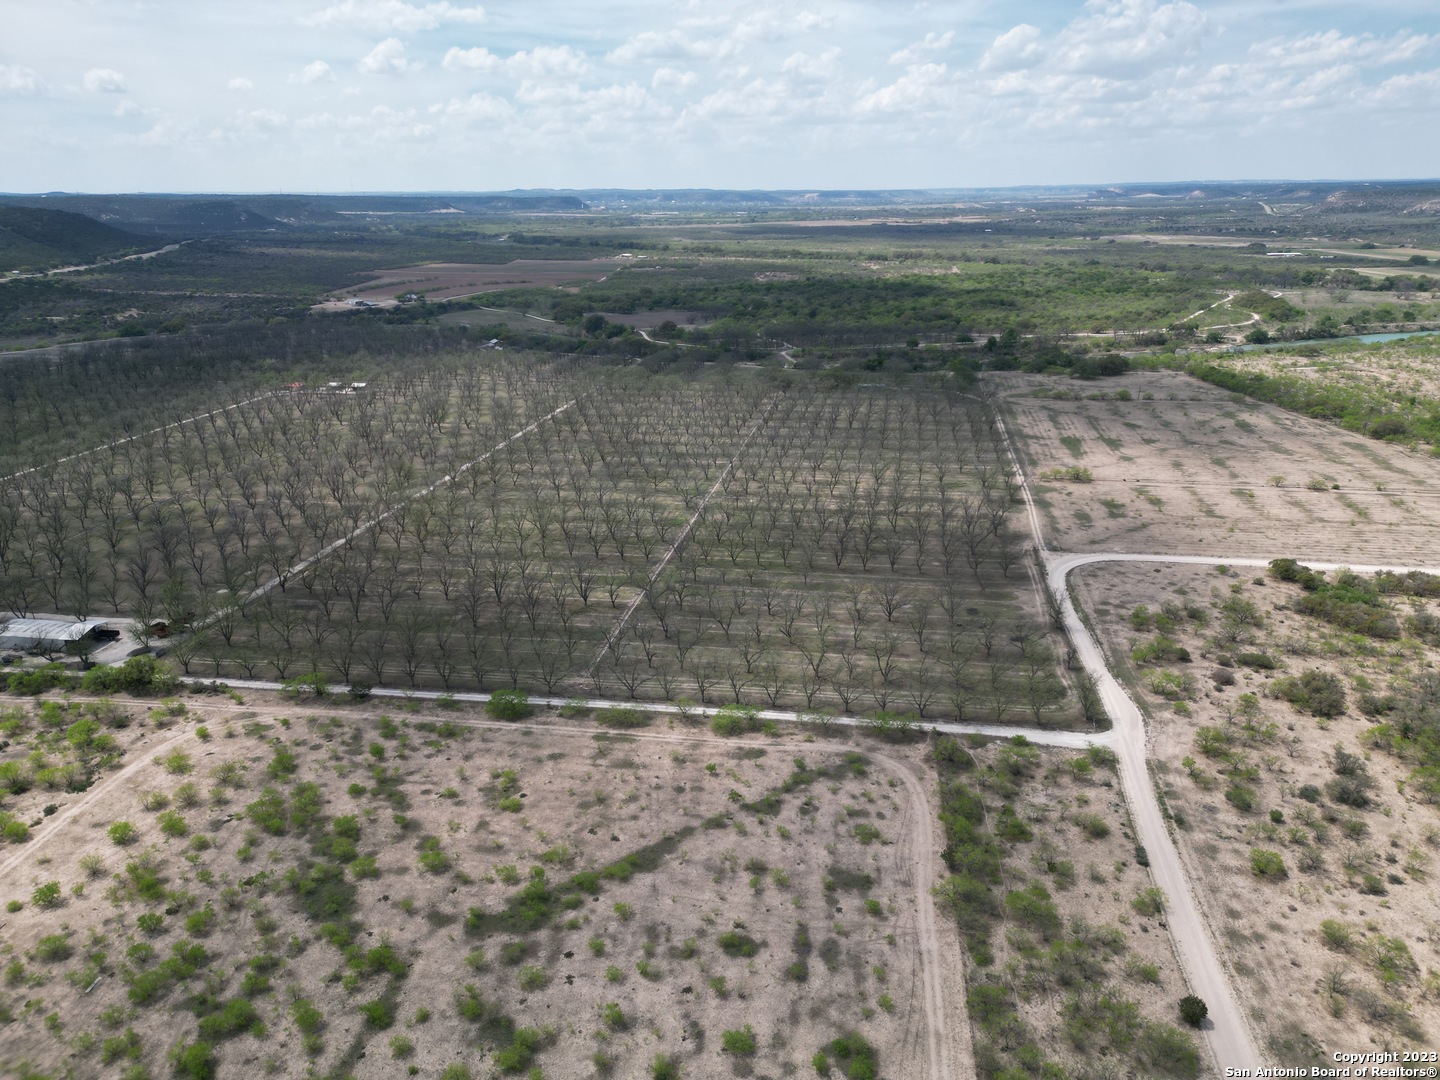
0, 618, 109, 652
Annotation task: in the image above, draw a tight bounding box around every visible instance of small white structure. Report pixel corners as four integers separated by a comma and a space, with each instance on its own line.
0, 618, 109, 652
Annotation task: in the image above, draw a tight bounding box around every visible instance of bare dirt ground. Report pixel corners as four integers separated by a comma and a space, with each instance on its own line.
0, 690, 963, 1079
951, 736, 1208, 1078
314, 260, 622, 309
1070, 560, 1440, 1066
1222, 336, 1440, 407
1000, 370, 1440, 564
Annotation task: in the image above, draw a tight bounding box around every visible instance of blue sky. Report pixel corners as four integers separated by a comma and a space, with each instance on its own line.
2, 0, 1438, 193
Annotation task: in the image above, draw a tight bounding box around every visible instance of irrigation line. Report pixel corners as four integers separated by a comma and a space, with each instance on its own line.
0, 391, 281, 484
587, 396, 778, 677
185, 396, 579, 637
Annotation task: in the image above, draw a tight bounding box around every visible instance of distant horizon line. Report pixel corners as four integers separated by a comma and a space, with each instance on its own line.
5, 178, 1440, 199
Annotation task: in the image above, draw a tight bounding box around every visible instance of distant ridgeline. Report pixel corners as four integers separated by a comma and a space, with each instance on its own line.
0, 193, 588, 238
0, 205, 142, 273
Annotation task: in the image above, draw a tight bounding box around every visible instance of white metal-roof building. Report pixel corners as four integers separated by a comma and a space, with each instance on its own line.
0, 618, 109, 651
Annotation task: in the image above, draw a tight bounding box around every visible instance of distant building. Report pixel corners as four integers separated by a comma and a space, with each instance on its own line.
0, 618, 109, 652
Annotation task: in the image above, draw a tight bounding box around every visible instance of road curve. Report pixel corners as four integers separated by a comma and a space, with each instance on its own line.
989, 395, 1266, 1071
991, 379, 1440, 1072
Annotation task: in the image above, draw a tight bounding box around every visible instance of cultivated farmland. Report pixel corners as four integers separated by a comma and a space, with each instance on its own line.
0, 355, 1068, 725
1001, 370, 1440, 564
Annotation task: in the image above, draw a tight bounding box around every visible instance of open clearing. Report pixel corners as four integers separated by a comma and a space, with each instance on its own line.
316, 261, 623, 309
0, 690, 962, 1079
1070, 560, 1440, 1066
1001, 370, 1440, 563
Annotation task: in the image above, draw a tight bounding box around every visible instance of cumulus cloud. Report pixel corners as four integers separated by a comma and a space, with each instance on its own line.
652, 67, 697, 91
609, 10, 826, 66
608, 29, 729, 65
858, 62, 952, 115
1249, 29, 1436, 70
980, 25, 1043, 73
782, 48, 841, 81
301, 0, 485, 32
890, 31, 954, 66
358, 38, 416, 75
442, 44, 588, 78
82, 68, 127, 93
431, 90, 515, 122
228, 77, 254, 91
978, 0, 1207, 82
293, 60, 334, 84
0, 64, 45, 96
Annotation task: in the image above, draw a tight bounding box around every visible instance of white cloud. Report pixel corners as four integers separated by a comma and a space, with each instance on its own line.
301, 0, 485, 33
608, 30, 728, 65
652, 67, 697, 91
228, 77, 254, 91
980, 25, 1043, 73
782, 48, 841, 81
442, 44, 588, 78
608, 11, 825, 66
358, 38, 416, 76
134, 116, 191, 147
890, 31, 954, 66
1249, 30, 1436, 70
432, 90, 515, 122
296, 60, 334, 84
82, 68, 127, 93
0, 64, 45, 96
1369, 68, 1440, 107
858, 63, 952, 115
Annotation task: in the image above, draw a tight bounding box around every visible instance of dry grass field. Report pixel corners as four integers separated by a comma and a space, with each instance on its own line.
1000, 370, 1440, 564
318, 261, 624, 309
0, 690, 962, 1079
1071, 560, 1440, 1067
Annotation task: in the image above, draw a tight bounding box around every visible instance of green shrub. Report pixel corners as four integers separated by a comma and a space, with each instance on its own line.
718, 930, 761, 957
711, 704, 765, 736
597, 706, 649, 729
1131, 887, 1165, 917
1320, 919, 1352, 950
722, 1024, 757, 1055
486, 690, 531, 721
108, 820, 138, 846
418, 837, 451, 873
36, 933, 71, 961
171, 1040, 216, 1080
359, 998, 395, 1029
494, 1026, 549, 1072
826, 1031, 878, 1079
197, 998, 263, 1041
1272, 670, 1347, 717
31, 881, 62, 908
9, 663, 75, 695
1249, 848, 1286, 879
1225, 784, 1256, 812
82, 656, 178, 696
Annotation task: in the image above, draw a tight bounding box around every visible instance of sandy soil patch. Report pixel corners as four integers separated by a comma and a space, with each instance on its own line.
1000, 370, 1440, 564
316, 260, 623, 310
1070, 560, 1440, 1066
948, 735, 1207, 1078
0, 690, 960, 1079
